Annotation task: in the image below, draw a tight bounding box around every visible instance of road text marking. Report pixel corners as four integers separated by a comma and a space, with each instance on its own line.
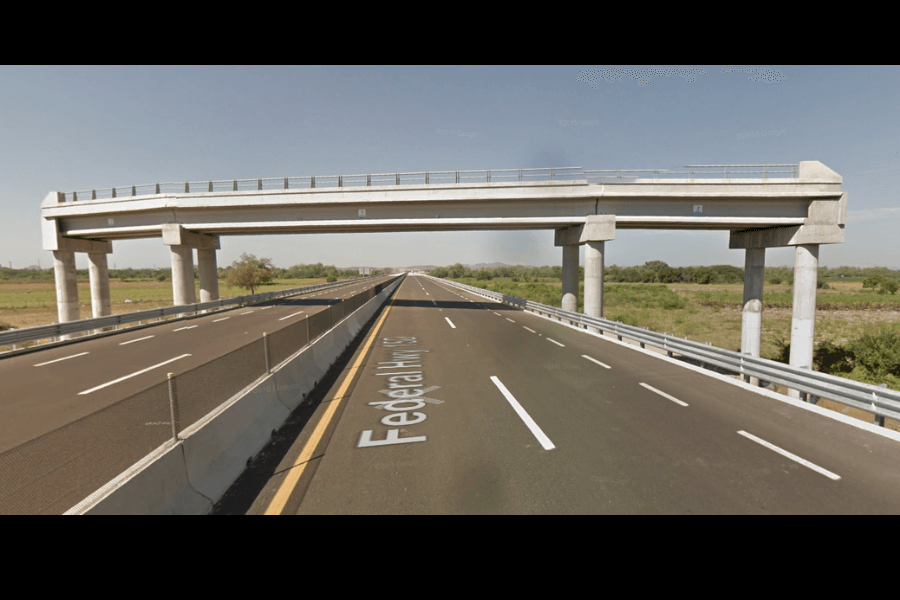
737, 430, 841, 480
490, 376, 555, 450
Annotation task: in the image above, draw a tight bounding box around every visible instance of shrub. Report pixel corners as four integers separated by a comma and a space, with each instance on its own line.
768, 276, 782, 285
326, 275, 337, 282
881, 279, 899, 295
848, 327, 900, 378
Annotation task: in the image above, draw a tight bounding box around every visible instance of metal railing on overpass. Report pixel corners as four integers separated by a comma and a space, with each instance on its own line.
585, 164, 798, 181
59, 167, 585, 202
0, 278, 363, 353
428, 275, 900, 428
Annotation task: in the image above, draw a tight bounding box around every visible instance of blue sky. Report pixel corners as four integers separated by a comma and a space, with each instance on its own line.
1, 65, 897, 271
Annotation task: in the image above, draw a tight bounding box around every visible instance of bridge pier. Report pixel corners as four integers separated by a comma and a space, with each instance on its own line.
741, 248, 765, 386
730, 162, 845, 399
561, 244, 578, 313
43, 192, 114, 338
198, 248, 219, 303
162, 224, 220, 312
88, 251, 112, 320
52, 250, 80, 338
555, 215, 615, 332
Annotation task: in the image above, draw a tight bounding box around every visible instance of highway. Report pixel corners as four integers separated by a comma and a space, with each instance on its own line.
237, 274, 900, 515
0, 276, 393, 465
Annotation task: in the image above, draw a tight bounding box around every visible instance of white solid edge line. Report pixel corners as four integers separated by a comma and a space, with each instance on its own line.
278, 311, 304, 321
547, 338, 565, 347
582, 355, 611, 369
78, 354, 192, 395
119, 335, 155, 346
737, 430, 841, 481
173, 325, 198, 331
523, 326, 536, 333
445, 317, 456, 329
33, 352, 89, 367
639, 382, 689, 407
490, 376, 555, 450
212, 317, 230, 322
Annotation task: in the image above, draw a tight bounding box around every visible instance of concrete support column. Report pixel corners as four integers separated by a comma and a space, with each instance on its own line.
788, 244, 819, 399
741, 247, 765, 386
198, 247, 219, 304
170, 245, 196, 306
87, 251, 112, 319
584, 241, 605, 333
561, 244, 579, 313
53, 251, 80, 338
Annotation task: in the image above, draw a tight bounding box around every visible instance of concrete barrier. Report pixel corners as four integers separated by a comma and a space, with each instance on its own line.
67, 276, 403, 515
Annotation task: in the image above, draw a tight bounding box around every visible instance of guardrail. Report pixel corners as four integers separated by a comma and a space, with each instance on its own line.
585, 164, 798, 181
428, 275, 900, 427
0, 278, 363, 351
0, 274, 404, 514
59, 167, 585, 202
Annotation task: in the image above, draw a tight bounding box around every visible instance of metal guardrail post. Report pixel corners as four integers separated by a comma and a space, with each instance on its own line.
257, 178, 262, 191
338, 175, 342, 187
155, 183, 160, 194
396, 173, 400, 185
111, 188, 117, 198
456, 171, 459, 184
311, 176, 315, 188
185, 182, 189, 193
284, 177, 288, 190
209, 181, 213, 192
233, 180, 237, 191
876, 384, 887, 427
167, 372, 180, 441
263, 332, 271, 373
425, 172, 429, 184
92, 190, 97, 200
367, 174, 371, 186
132, 186, 136, 196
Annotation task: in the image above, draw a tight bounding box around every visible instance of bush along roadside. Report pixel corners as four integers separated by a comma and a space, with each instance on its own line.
771, 325, 900, 391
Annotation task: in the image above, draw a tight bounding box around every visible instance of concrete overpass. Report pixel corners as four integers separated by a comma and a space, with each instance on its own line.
40, 162, 846, 398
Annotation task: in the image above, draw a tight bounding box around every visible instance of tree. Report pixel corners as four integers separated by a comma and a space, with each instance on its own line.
227, 253, 271, 295
863, 275, 885, 290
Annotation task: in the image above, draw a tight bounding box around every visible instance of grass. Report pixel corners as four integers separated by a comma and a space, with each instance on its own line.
0, 277, 334, 330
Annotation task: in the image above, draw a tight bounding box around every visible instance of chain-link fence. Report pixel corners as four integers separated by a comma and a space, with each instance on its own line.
0, 276, 398, 514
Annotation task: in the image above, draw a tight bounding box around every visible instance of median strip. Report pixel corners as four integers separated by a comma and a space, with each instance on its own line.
78, 354, 192, 395
737, 430, 841, 481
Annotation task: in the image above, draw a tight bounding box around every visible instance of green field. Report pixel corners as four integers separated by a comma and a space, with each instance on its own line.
0, 277, 335, 331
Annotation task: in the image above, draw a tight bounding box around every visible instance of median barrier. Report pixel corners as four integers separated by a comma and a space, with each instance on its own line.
68, 275, 403, 515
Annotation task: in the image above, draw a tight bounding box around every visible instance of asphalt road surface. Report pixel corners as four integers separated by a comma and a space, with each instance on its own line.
239, 273, 900, 515
0, 276, 394, 454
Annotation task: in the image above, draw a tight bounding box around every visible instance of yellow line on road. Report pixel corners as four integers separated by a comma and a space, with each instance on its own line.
264, 279, 404, 515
